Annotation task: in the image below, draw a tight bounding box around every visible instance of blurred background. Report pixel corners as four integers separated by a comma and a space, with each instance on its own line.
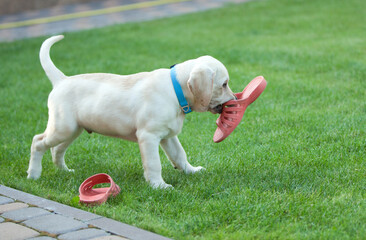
0, 0, 96, 15
0, 0, 246, 41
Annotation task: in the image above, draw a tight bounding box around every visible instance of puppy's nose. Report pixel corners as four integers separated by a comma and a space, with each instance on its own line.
214, 105, 223, 114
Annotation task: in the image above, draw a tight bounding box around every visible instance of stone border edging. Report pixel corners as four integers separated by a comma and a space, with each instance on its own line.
0, 185, 171, 240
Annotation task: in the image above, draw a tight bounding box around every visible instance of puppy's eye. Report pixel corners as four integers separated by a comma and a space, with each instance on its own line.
222, 82, 227, 88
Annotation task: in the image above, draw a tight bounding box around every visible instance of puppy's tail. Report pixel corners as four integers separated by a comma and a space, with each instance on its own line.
39, 35, 67, 87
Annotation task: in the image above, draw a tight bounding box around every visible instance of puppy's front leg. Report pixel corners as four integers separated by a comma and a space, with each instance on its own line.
137, 131, 172, 189
160, 136, 205, 174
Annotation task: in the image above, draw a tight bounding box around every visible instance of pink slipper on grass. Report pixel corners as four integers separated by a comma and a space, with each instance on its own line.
79, 173, 120, 205
213, 76, 267, 143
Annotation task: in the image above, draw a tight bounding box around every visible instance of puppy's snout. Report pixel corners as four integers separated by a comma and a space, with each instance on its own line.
231, 91, 237, 100
214, 105, 223, 114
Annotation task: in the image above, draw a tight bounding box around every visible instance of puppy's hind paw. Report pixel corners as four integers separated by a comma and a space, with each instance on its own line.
150, 181, 173, 189
57, 164, 74, 173
27, 169, 41, 180
185, 166, 206, 174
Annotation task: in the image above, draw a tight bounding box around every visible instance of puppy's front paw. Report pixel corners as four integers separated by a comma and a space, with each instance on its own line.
185, 166, 206, 174
64, 167, 74, 173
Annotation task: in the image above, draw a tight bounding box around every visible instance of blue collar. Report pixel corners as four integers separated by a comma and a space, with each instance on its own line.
170, 65, 192, 114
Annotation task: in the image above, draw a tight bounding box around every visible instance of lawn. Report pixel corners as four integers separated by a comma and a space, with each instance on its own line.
0, 0, 365, 239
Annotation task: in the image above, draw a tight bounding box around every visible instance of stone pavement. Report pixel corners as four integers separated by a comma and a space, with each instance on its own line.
0, 185, 170, 240
0, 0, 250, 42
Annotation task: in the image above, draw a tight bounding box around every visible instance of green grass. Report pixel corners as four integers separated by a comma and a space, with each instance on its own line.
1, 0, 365, 239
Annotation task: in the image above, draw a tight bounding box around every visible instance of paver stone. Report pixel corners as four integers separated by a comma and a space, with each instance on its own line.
2, 207, 51, 221
23, 214, 88, 235
0, 195, 14, 204
0, 222, 39, 240
28, 237, 57, 240
92, 236, 129, 240
58, 228, 110, 240
0, 202, 28, 213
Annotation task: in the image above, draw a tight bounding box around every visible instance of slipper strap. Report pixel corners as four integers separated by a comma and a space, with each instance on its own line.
79, 173, 120, 204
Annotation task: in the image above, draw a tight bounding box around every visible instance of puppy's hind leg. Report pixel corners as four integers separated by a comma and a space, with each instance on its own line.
27, 133, 47, 179
51, 128, 83, 172
160, 136, 205, 174
27, 120, 79, 179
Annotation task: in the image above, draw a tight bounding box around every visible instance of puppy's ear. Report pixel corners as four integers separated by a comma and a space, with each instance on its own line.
187, 65, 214, 112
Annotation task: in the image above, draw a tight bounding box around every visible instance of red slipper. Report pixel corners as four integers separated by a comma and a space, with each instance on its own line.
213, 76, 267, 143
79, 173, 121, 205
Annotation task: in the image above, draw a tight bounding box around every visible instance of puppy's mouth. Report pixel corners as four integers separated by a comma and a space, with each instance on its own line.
209, 95, 237, 114
209, 104, 223, 114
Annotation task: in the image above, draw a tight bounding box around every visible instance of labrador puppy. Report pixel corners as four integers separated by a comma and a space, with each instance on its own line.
27, 35, 235, 188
